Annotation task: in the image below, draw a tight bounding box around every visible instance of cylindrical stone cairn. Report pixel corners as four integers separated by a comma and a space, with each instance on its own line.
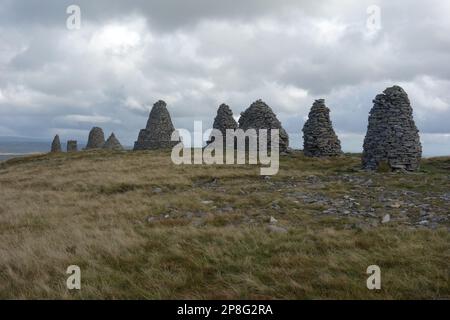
362, 85, 422, 171
238, 99, 289, 153
67, 140, 78, 152
134, 100, 180, 150
302, 99, 342, 157
207, 103, 238, 149
85, 127, 105, 150
50, 134, 62, 153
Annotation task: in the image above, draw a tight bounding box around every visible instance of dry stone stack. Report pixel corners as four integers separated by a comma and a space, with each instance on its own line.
238, 99, 289, 152
67, 140, 78, 152
50, 135, 62, 153
362, 85, 422, 171
103, 133, 124, 151
85, 127, 105, 149
134, 100, 179, 150
207, 103, 238, 147
302, 99, 342, 157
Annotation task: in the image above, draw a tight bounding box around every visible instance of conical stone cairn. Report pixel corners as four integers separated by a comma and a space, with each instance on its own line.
302, 99, 342, 157
50, 134, 62, 153
362, 85, 422, 171
207, 103, 238, 148
85, 127, 105, 149
238, 99, 289, 152
103, 133, 124, 151
134, 100, 179, 150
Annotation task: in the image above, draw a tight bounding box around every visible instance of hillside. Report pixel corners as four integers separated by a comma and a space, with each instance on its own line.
0, 150, 448, 299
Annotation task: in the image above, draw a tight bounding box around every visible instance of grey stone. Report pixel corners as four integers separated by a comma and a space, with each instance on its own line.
302, 99, 342, 157
134, 100, 179, 150
382, 214, 391, 224
50, 135, 62, 153
103, 133, 123, 151
266, 225, 288, 234
362, 86, 422, 171
238, 99, 289, 153
67, 140, 78, 152
85, 127, 105, 150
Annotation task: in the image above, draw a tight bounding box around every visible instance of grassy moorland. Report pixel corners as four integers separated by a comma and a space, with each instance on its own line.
0, 150, 448, 299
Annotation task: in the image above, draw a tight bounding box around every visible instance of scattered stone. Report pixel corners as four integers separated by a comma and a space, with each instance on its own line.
207, 103, 238, 148
201, 200, 214, 205
302, 99, 342, 157
362, 86, 422, 171
50, 135, 62, 153
270, 216, 278, 224
382, 214, 391, 224
238, 99, 289, 152
152, 187, 163, 194
134, 100, 179, 150
103, 133, 123, 151
389, 202, 402, 209
266, 225, 288, 234
67, 140, 78, 152
85, 127, 105, 150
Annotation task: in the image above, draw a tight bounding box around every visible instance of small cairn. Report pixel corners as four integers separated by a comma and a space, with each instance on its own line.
134, 100, 179, 150
50, 134, 62, 153
67, 140, 78, 152
362, 85, 422, 171
103, 133, 124, 151
85, 127, 105, 149
238, 99, 289, 152
302, 99, 342, 157
207, 103, 238, 148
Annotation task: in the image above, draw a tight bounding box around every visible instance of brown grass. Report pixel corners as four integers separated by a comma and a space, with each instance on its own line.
0, 150, 448, 299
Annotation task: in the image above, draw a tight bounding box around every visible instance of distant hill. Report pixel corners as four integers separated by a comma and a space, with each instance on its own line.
0, 136, 87, 161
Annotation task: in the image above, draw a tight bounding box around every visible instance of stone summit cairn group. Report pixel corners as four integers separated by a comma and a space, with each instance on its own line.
50, 85, 423, 172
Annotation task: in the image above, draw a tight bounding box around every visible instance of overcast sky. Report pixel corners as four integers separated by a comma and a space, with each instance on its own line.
0, 0, 449, 155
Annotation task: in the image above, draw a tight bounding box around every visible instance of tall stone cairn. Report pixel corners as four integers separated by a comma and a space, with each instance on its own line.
362, 85, 422, 171
103, 133, 124, 151
134, 100, 179, 150
50, 134, 62, 153
238, 99, 289, 152
207, 103, 238, 147
85, 127, 105, 149
302, 99, 342, 157
67, 140, 78, 152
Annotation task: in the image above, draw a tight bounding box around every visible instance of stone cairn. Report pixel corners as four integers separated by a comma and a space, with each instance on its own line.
134, 100, 179, 150
362, 85, 422, 171
302, 99, 342, 157
50, 134, 62, 153
238, 99, 289, 152
103, 133, 124, 151
207, 103, 238, 148
67, 140, 78, 152
85, 127, 105, 149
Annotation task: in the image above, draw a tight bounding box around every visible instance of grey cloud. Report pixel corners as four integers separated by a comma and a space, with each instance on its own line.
0, 0, 449, 155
